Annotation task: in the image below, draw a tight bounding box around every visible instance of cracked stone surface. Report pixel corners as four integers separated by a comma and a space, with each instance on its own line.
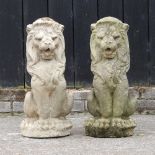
0, 113, 155, 155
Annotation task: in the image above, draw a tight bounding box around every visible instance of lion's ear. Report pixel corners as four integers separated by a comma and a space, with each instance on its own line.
123, 23, 129, 32
59, 25, 64, 32
91, 23, 96, 31
26, 24, 32, 33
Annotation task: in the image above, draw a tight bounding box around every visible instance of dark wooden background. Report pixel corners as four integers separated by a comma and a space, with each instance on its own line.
0, 0, 154, 88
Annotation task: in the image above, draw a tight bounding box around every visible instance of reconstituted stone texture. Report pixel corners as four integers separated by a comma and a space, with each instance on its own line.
86, 17, 136, 137
85, 117, 136, 138
21, 118, 72, 138
0, 113, 155, 155
21, 17, 73, 138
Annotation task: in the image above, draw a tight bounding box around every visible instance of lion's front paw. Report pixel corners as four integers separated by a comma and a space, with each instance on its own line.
111, 118, 136, 129
94, 118, 110, 129
111, 118, 125, 128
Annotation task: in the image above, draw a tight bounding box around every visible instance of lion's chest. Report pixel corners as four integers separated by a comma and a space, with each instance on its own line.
32, 61, 58, 82
98, 61, 117, 78
38, 61, 56, 72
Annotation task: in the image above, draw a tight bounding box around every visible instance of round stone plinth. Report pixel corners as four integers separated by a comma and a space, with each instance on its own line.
85, 118, 136, 138
20, 118, 72, 138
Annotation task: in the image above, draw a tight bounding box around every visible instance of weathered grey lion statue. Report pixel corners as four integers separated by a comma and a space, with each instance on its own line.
85, 17, 137, 137
21, 17, 72, 138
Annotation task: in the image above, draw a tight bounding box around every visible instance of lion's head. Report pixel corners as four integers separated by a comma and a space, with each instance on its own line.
26, 17, 65, 75
90, 17, 130, 73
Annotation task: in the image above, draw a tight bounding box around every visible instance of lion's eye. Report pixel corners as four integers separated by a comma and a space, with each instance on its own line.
97, 36, 103, 40
113, 35, 120, 40
52, 35, 58, 40
35, 36, 42, 41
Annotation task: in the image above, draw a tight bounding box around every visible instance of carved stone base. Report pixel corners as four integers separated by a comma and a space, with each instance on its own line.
85, 118, 136, 138
20, 118, 72, 138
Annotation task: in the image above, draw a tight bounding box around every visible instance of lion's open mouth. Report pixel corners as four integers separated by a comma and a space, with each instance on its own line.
45, 48, 50, 52
105, 47, 113, 55
40, 49, 55, 60
103, 47, 116, 59
105, 47, 111, 51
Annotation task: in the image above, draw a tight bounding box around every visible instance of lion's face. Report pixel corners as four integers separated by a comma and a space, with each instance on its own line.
32, 27, 59, 60
95, 24, 123, 59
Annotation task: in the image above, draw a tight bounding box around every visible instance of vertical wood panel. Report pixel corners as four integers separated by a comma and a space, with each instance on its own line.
23, 0, 48, 87
0, 0, 151, 87
124, 0, 149, 85
150, 0, 155, 85
98, 0, 123, 20
0, 0, 24, 87
48, 0, 74, 87
74, 0, 97, 87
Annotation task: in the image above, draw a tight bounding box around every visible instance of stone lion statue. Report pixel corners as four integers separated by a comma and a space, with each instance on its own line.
85, 17, 137, 137
21, 17, 72, 138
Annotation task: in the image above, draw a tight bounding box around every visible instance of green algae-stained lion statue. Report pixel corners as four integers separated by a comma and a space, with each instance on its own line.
85, 17, 137, 138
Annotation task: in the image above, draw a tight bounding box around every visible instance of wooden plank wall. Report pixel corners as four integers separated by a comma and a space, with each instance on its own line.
0, 0, 24, 87
150, 0, 155, 85
73, 0, 97, 87
124, 0, 149, 85
0, 0, 154, 88
23, 0, 48, 86
48, 0, 74, 87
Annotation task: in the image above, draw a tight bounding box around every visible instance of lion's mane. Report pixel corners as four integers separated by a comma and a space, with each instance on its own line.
90, 17, 130, 76
26, 17, 65, 78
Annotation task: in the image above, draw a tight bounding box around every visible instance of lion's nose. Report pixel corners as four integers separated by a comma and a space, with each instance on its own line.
44, 42, 55, 49
44, 42, 51, 46
106, 40, 113, 44
105, 37, 114, 44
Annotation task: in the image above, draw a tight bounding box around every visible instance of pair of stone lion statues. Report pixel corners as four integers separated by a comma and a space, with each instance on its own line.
21, 17, 137, 138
